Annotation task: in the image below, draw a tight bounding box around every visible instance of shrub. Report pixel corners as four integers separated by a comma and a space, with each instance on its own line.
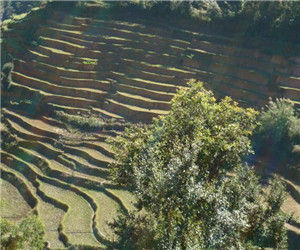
109, 212, 157, 249
1, 215, 45, 249
253, 98, 300, 159
1, 122, 18, 151
82, 59, 97, 65
55, 111, 106, 130
1, 62, 14, 90
1, 1, 41, 21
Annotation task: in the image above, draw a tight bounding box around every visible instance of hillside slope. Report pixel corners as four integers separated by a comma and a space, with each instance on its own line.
1, 4, 299, 248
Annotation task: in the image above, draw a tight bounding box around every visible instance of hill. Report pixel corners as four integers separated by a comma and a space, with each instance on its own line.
1, 2, 299, 248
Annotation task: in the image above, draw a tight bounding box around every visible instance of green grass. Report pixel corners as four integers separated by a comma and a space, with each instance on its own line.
35, 179, 65, 249
107, 189, 136, 212
82, 59, 97, 65
0, 179, 31, 220
84, 189, 120, 240
1, 166, 66, 248
38, 182, 100, 246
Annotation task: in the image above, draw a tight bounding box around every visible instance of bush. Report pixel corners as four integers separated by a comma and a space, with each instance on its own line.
82, 59, 97, 65
253, 98, 300, 159
1, 125, 19, 151
55, 111, 106, 130
1, 1, 41, 21
54, 110, 126, 133
1, 62, 14, 90
109, 212, 157, 249
1, 215, 45, 249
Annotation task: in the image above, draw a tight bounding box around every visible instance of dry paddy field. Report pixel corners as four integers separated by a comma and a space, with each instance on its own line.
1, 10, 300, 248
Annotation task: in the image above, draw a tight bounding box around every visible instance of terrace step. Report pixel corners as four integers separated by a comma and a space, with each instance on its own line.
84, 189, 121, 240
19, 143, 106, 183
39, 32, 180, 68
12, 71, 107, 102
1, 166, 66, 249
91, 107, 125, 120
3, 116, 111, 178
7, 118, 110, 177
4, 116, 112, 158
26, 48, 99, 72
49, 17, 188, 48
41, 23, 183, 60
38, 182, 101, 247
2, 150, 105, 247
104, 98, 168, 123
14, 59, 111, 91
39, 36, 87, 54
1, 170, 36, 218
113, 91, 171, 111
281, 87, 300, 102
183, 57, 269, 85
17, 58, 98, 79
113, 75, 182, 94
48, 103, 91, 115
3, 108, 63, 139
277, 76, 300, 89
36, 45, 74, 59
125, 68, 179, 85
8, 83, 103, 111
122, 58, 196, 79
14, 146, 105, 191
117, 83, 174, 102
65, 141, 114, 159
1, 155, 68, 248
67, 15, 291, 70
190, 49, 274, 79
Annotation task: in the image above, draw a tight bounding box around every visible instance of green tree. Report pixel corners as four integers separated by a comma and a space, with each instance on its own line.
1, 62, 14, 90
253, 98, 300, 165
108, 80, 288, 249
1, 215, 45, 249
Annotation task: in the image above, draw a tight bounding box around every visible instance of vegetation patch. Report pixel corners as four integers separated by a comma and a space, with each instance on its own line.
82, 59, 98, 65
252, 98, 300, 177
55, 110, 128, 133
55, 111, 105, 130
0, 179, 32, 220
1, 215, 45, 249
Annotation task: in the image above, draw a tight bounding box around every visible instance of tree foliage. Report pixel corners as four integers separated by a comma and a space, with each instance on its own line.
108, 80, 288, 249
110, 1, 299, 43
253, 98, 300, 164
1, 62, 14, 90
1, 215, 45, 249
1, 1, 41, 21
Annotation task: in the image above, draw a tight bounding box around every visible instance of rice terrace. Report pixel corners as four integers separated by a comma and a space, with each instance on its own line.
1, 1, 300, 249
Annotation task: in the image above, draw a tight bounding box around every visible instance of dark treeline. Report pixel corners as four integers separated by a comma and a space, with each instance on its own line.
2, 1, 299, 44
1, 1, 42, 21
109, 1, 300, 44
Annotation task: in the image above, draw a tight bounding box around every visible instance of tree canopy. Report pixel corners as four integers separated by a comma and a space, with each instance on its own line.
1, 215, 45, 249
108, 80, 288, 249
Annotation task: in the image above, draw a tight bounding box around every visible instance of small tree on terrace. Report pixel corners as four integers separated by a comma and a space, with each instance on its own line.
1, 215, 45, 249
108, 80, 288, 249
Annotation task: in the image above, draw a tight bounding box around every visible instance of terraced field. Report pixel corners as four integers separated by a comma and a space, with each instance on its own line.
1, 8, 300, 248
